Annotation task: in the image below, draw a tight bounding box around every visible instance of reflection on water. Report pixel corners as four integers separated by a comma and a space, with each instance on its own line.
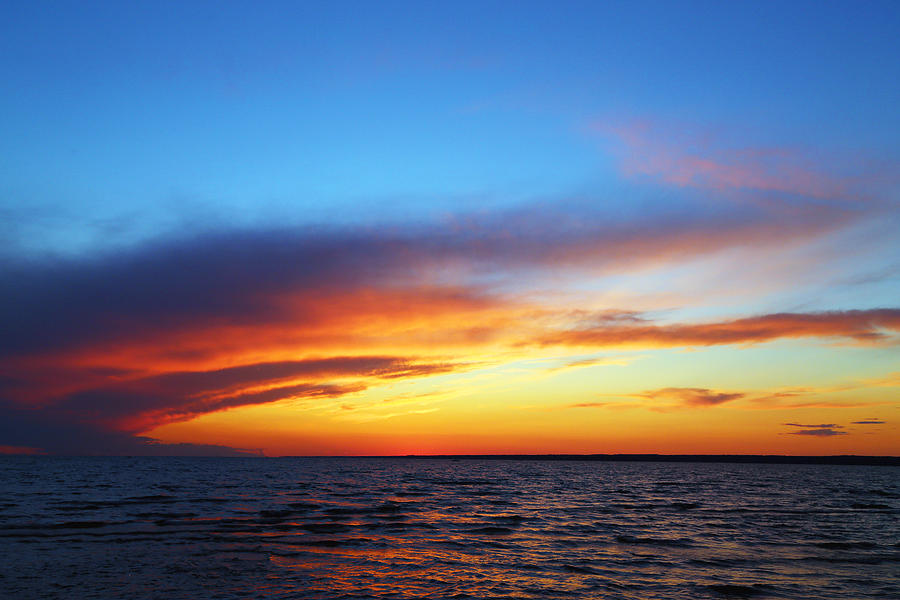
0, 457, 898, 599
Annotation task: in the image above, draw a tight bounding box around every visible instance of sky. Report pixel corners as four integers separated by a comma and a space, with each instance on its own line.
1, 0, 898, 456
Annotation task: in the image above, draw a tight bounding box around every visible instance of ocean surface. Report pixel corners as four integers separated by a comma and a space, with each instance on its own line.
0, 457, 897, 599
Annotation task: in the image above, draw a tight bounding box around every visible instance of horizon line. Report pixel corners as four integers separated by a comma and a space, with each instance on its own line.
7, 453, 899, 465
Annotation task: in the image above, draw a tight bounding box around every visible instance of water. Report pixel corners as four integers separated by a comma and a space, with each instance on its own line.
0, 457, 897, 599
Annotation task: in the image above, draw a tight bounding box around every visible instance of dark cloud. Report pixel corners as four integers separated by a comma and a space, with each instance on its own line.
0, 400, 257, 456
782, 422, 848, 437
107, 356, 456, 402
46, 356, 463, 432
0, 354, 465, 453
1, 228, 407, 358
1, 196, 853, 361
56, 382, 366, 432
851, 420, 885, 425
786, 428, 847, 436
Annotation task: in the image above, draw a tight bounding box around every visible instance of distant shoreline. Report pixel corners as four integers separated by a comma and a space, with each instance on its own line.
364, 454, 900, 466
6, 454, 899, 465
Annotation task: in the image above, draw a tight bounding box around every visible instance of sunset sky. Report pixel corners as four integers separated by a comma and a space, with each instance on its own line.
1, 1, 898, 456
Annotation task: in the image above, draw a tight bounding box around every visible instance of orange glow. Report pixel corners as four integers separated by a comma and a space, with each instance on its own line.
4, 272, 899, 456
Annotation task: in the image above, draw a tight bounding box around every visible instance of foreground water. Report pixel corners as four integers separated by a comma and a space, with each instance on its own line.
0, 457, 897, 599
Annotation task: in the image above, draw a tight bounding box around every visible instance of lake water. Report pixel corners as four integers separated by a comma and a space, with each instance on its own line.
0, 457, 897, 599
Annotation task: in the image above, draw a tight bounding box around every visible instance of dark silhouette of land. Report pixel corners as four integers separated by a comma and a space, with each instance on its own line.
372, 454, 900, 466
8, 454, 897, 465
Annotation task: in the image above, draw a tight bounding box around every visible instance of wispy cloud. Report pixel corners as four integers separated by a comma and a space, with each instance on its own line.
631, 387, 745, 408
337, 407, 440, 424
566, 401, 612, 409
0, 354, 467, 454
54, 356, 464, 432
535, 309, 900, 349
594, 118, 860, 201
783, 422, 848, 437
543, 355, 635, 373
551, 374, 897, 415
787, 428, 848, 436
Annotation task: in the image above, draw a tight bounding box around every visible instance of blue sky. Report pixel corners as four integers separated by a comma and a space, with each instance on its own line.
3, 1, 898, 255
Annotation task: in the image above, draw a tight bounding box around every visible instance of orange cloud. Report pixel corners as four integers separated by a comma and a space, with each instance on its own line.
2, 196, 862, 374
552, 374, 897, 414
536, 309, 900, 349
2, 195, 895, 455
46, 355, 469, 433
7, 285, 514, 379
